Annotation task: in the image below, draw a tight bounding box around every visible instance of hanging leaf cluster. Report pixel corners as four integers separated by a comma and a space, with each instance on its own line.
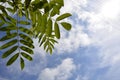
0, 0, 72, 70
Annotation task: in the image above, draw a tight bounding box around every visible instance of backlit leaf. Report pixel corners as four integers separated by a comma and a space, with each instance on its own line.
20, 46, 33, 54
19, 27, 33, 35
0, 33, 17, 41
61, 22, 72, 31
20, 57, 24, 70
21, 52, 32, 61
54, 22, 60, 39
20, 40, 34, 48
56, 13, 71, 21
6, 53, 19, 66
19, 33, 33, 43
0, 39, 17, 49
2, 46, 18, 58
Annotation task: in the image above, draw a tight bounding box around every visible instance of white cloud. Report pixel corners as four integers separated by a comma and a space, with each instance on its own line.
55, 24, 92, 53
0, 77, 8, 80
38, 58, 76, 80
76, 75, 89, 80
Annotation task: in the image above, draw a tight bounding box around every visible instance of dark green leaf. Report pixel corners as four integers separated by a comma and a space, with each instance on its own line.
0, 39, 17, 50
0, 25, 16, 31
20, 40, 34, 48
21, 52, 32, 61
55, 0, 64, 6
0, 22, 4, 27
20, 57, 24, 70
25, 0, 31, 9
46, 19, 52, 36
18, 20, 30, 25
44, 41, 48, 50
56, 13, 71, 21
19, 33, 33, 43
20, 46, 34, 54
49, 38, 58, 44
6, 8, 15, 14
2, 46, 18, 58
6, 53, 19, 66
54, 22, 60, 39
0, 33, 17, 41
38, 33, 44, 43
19, 27, 33, 35
61, 22, 72, 31
0, 14, 6, 22
39, 35, 46, 46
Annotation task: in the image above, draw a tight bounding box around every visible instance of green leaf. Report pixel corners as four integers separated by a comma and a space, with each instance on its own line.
6, 8, 15, 14
39, 35, 46, 46
0, 33, 17, 41
20, 46, 34, 54
2, 46, 18, 58
49, 38, 58, 44
55, 0, 64, 6
38, 33, 44, 42
0, 14, 6, 22
20, 40, 34, 48
6, 16, 16, 24
56, 13, 72, 21
18, 20, 30, 25
0, 22, 4, 27
20, 57, 25, 70
21, 52, 33, 61
19, 33, 33, 43
25, 0, 31, 9
0, 25, 16, 31
6, 53, 19, 66
40, 14, 47, 33
19, 27, 33, 35
44, 41, 48, 50
0, 39, 17, 50
61, 22, 72, 31
46, 19, 52, 36
54, 22, 60, 39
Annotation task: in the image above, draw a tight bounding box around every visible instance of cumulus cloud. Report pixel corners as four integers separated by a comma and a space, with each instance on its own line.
38, 58, 76, 80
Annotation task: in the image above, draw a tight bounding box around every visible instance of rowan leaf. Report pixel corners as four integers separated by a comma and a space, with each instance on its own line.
0, 33, 17, 41
6, 53, 19, 66
21, 52, 33, 61
2, 46, 18, 58
56, 13, 71, 21
61, 22, 72, 31
54, 22, 60, 39
20, 57, 25, 70
20, 46, 34, 54
0, 39, 17, 50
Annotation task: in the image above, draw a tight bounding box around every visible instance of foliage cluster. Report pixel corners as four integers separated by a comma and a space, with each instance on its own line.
0, 0, 72, 70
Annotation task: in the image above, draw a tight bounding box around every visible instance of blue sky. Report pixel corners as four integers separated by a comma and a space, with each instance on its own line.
1, 0, 120, 80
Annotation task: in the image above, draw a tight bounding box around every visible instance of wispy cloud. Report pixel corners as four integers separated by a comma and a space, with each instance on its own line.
38, 58, 76, 80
